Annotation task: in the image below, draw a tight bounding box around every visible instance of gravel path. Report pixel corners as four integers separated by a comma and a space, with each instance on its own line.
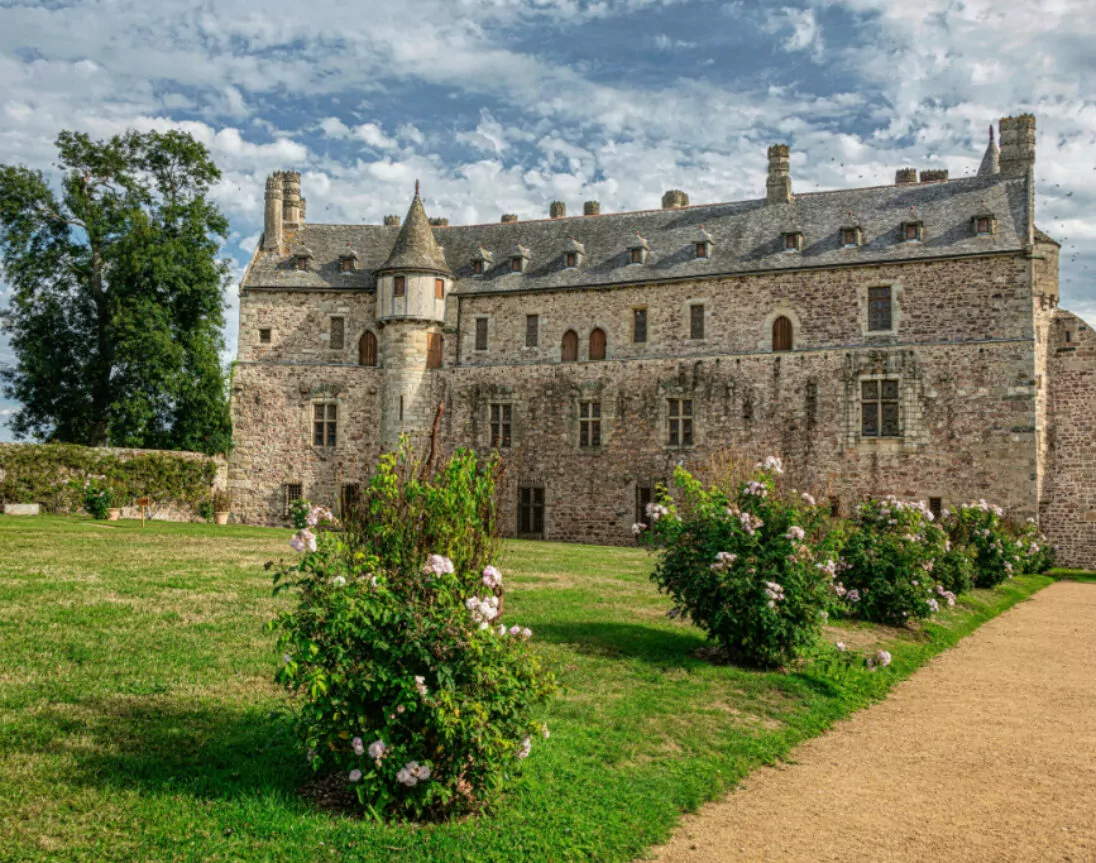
652, 581, 1096, 863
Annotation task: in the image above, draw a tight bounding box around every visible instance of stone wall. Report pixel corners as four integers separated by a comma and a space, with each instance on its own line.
1040, 310, 1096, 568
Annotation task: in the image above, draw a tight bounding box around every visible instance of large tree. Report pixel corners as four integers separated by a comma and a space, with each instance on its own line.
0, 130, 233, 454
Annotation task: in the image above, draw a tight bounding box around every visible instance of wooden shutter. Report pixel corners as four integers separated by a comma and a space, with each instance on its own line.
435, 278, 445, 299
561, 330, 578, 362
359, 331, 377, 366
426, 333, 443, 369
772, 316, 793, 351
589, 328, 606, 361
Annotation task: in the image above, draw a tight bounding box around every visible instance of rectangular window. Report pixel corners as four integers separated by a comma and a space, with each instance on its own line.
696, 242, 708, 258
473, 259, 484, 275
283, 482, 302, 517
259, 328, 271, 344
330, 317, 345, 351
525, 314, 539, 348
631, 248, 643, 264
394, 275, 406, 297
905, 223, 920, 241
842, 228, 859, 247
636, 486, 653, 527
690, 304, 705, 340
861, 379, 900, 438
490, 403, 512, 449
475, 318, 488, 351
426, 333, 443, 369
828, 496, 840, 517
633, 308, 648, 344
784, 233, 801, 251
313, 403, 337, 447
518, 486, 545, 537
976, 217, 990, 235
929, 497, 942, 520
341, 258, 353, 273
579, 401, 601, 447
667, 398, 693, 446
511, 257, 522, 273
435, 278, 445, 299
868, 286, 893, 331
296, 256, 308, 271
566, 252, 577, 268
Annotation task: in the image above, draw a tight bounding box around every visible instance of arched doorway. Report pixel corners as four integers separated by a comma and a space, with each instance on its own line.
561, 330, 578, 362
589, 328, 606, 361
772, 316, 793, 352
359, 331, 378, 366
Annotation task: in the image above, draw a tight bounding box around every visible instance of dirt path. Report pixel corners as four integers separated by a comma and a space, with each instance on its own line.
652, 581, 1096, 863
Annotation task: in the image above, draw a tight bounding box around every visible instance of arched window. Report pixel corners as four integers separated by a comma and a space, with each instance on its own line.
359, 331, 378, 366
561, 330, 578, 362
772, 316, 794, 352
589, 328, 606, 361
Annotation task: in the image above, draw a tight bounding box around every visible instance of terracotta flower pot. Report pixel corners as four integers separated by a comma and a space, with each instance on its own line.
214, 512, 230, 525
107, 509, 121, 521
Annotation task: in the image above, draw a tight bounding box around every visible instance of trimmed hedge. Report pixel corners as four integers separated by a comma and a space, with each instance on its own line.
0, 443, 218, 514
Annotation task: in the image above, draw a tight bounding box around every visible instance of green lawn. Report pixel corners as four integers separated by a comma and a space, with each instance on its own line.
0, 516, 1052, 862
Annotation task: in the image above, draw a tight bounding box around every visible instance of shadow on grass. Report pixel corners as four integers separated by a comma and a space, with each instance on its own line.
14, 695, 310, 807
533, 620, 706, 665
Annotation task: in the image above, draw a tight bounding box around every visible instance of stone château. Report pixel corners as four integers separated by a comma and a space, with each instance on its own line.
229, 114, 1096, 567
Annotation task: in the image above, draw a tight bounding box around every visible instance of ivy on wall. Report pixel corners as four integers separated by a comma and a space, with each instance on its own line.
0, 444, 219, 513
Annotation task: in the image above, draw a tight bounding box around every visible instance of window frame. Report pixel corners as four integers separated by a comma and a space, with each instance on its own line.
860, 378, 901, 439
667, 398, 694, 447
283, 482, 303, 517
435, 278, 445, 300
510, 256, 523, 273
783, 232, 803, 252
630, 247, 644, 265
393, 275, 406, 297
490, 403, 512, 449
561, 330, 579, 362
525, 314, 539, 348
589, 328, 606, 361
359, 330, 378, 366
474, 317, 489, 352
472, 259, 485, 276
426, 333, 443, 369
578, 400, 601, 448
517, 485, 545, 538
340, 257, 355, 273
772, 315, 793, 351
633, 308, 648, 344
259, 328, 271, 344
565, 252, 577, 269
689, 304, 705, 340
841, 226, 862, 248
695, 241, 709, 259
902, 221, 924, 242
312, 401, 338, 448
329, 316, 345, 351
867, 285, 894, 332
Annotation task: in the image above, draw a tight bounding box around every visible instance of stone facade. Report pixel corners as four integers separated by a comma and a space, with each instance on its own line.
229, 115, 1096, 568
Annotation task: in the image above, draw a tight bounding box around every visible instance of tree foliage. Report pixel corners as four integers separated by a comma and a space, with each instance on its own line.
0, 129, 232, 454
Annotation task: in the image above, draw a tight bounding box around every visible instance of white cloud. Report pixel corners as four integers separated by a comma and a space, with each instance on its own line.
319, 117, 351, 138
351, 123, 397, 151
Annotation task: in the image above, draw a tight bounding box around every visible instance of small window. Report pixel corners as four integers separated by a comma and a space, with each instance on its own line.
526, 315, 539, 348
394, 275, 406, 297
259, 328, 271, 344
340, 258, 354, 273
929, 497, 942, 520
296, 256, 308, 271
690, 304, 705, 340
868, 286, 893, 331
631, 247, 644, 264
695, 242, 708, 259
329, 317, 345, 351
828, 496, 840, 517
473, 259, 484, 275
783, 232, 803, 251
490, 403, 512, 449
579, 401, 601, 447
902, 221, 924, 242
566, 252, 577, 268
772, 316, 793, 351
283, 483, 302, 517
667, 398, 693, 446
561, 330, 578, 362
511, 256, 523, 273
841, 227, 860, 247
475, 318, 488, 352
313, 403, 337, 448
435, 278, 445, 300
589, 328, 606, 361
976, 217, 991, 235
861, 379, 900, 438
633, 309, 648, 344
636, 486, 653, 527
359, 331, 378, 366
426, 333, 443, 369
518, 486, 545, 537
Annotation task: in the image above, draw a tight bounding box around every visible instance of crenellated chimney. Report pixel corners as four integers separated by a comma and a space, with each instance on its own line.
583, 200, 600, 216
549, 201, 566, 219
999, 114, 1035, 178
766, 144, 792, 204
895, 168, 918, 185
919, 169, 949, 183
661, 189, 689, 209
501, 213, 519, 223
281, 171, 304, 228
262, 173, 283, 251
384, 214, 401, 226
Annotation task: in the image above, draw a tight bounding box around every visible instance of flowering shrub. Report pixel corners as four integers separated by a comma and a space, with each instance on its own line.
948, 501, 1024, 587
288, 497, 312, 530
640, 457, 838, 668
840, 497, 954, 625
1012, 518, 1056, 575
76, 475, 113, 519
270, 445, 556, 820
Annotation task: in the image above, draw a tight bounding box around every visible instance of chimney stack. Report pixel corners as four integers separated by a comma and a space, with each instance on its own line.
583, 200, 600, 216
894, 168, 918, 185
919, 169, 949, 183
999, 114, 1035, 178
501, 213, 518, 223
262, 173, 283, 251
281, 171, 304, 228
766, 144, 792, 204
383, 215, 401, 226
550, 201, 566, 219
661, 189, 689, 209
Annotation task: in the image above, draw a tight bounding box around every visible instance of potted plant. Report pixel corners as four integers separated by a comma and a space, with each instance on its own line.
213, 489, 232, 525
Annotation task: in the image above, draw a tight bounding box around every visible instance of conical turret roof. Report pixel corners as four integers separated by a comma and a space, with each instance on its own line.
977, 125, 1000, 177
377, 183, 451, 274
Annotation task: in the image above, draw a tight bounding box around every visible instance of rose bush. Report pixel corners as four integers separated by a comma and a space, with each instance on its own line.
947, 501, 1024, 587
269, 445, 556, 821
640, 457, 839, 668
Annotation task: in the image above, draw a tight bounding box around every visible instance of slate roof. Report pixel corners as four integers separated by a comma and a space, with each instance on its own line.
241, 172, 1033, 295
377, 193, 452, 275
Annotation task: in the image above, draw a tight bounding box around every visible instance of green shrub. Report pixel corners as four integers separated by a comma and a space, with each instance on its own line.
840, 497, 955, 624
288, 497, 311, 530
948, 501, 1023, 587
640, 458, 838, 668
197, 500, 214, 522
269, 445, 556, 821
1011, 517, 1057, 574
76, 476, 113, 520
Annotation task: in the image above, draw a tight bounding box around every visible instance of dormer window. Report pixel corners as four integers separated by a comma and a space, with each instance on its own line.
902, 221, 924, 242
783, 231, 803, 252
973, 214, 997, 236
630, 234, 649, 265
471, 246, 493, 276
295, 248, 314, 271
841, 226, 862, 248
695, 228, 714, 259
563, 238, 585, 269
510, 243, 530, 274
339, 251, 359, 273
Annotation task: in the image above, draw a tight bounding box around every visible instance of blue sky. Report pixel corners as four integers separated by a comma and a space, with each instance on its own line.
1, 0, 1095, 441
